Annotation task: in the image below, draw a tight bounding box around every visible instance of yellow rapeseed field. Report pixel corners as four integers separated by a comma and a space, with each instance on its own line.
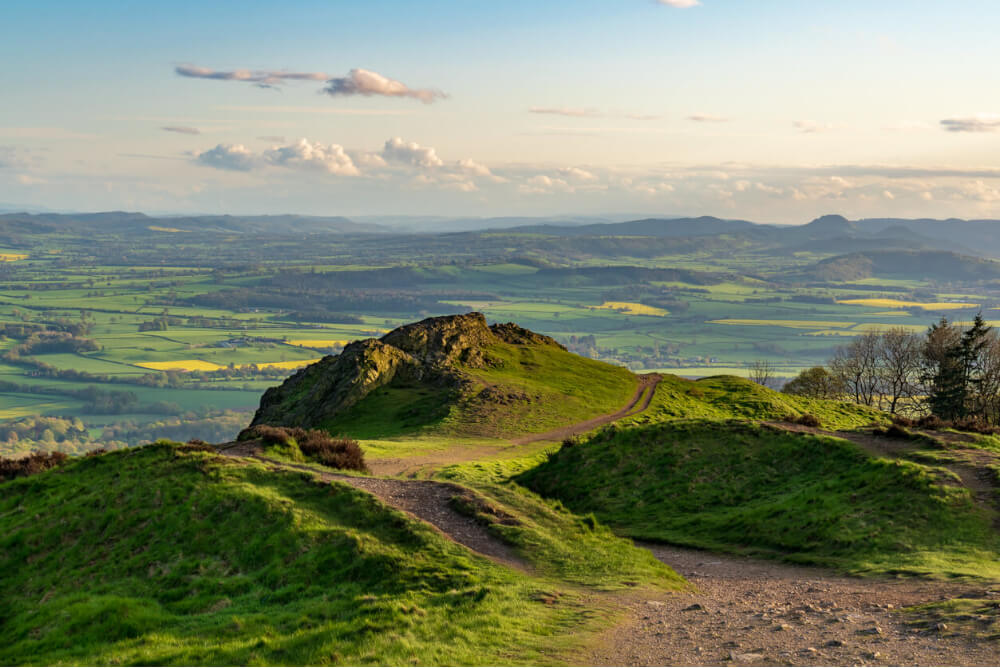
597, 301, 669, 317
0, 253, 28, 261
137, 359, 321, 372
250, 359, 321, 370
836, 298, 978, 310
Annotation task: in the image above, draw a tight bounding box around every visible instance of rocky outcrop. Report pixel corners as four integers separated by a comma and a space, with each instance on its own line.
249, 312, 563, 429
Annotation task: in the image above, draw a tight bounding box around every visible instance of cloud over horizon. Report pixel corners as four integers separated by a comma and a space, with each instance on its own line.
657, 0, 701, 7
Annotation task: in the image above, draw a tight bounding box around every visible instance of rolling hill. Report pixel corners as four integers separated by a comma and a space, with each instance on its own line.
250, 312, 638, 439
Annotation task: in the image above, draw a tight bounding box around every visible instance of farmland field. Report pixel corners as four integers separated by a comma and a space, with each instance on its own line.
0, 218, 997, 456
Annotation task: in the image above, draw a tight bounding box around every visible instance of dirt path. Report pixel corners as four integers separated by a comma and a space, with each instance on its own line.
216, 448, 529, 570
589, 545, 1000, 666
510, 374, 661, 446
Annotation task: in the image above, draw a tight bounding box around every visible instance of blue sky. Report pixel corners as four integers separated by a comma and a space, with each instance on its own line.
1, 0, 999, 222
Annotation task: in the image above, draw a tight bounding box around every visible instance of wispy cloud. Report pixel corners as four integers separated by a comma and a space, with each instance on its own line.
529, 106, 602, 117
323, 69, 446, 104
162, 126, 200, 135
178, 64, 446, 103
657, 0, 701, 7
940, 114, 1000, 133
688, 113, 728, 123
175, 64, 329, 87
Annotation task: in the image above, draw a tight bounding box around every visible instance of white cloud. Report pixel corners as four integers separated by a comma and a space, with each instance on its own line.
940, 114, 1000, 133
347, 150, 388, 168
456, 158, 493, 177
658, 0, 700, 7
324, 69, 446, 103
381, 137, 444, 168
196, 144, 257, 171
264, 139, 359, 175
559, 166, 598, 181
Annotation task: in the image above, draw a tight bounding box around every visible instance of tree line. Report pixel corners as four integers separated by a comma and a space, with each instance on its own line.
784, 314, 1000, 426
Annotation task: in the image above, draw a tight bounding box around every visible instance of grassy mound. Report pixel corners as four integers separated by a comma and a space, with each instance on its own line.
0, 443, 656, 665
626, 374, 883, 430
253, 314, 638, 441
518, 420, 1000, 578
325, 340, 636, 440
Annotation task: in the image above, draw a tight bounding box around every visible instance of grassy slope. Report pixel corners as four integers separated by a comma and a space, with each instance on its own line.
626, 374, 884, 431
327, 342, 638, 440
0, 443, 680, 665
519, 420, 1000, 579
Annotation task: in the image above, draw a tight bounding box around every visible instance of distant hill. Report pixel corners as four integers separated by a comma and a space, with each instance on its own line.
506, 216, 759, 238
787, 250, 1000, 282
250, 312, 638, 439
0, 211, 391, 236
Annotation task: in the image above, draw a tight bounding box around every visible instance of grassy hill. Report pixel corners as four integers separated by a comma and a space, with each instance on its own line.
0, 442, 679, 665
626, 374, 884, 430
518, 420, 1000, 579
250, 313, 638, 440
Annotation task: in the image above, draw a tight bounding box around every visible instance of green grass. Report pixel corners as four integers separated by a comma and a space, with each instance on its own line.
436, 449, 685, 590
625, 374, 884, 431
518, 420, 1000, 579
0, 443, 657, 666
902, 599, 1000, 639
446, 342, 637, 437
323, 340, 637, 441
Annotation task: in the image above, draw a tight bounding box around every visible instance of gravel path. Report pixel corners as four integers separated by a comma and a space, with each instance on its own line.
590, 545, 1000, 666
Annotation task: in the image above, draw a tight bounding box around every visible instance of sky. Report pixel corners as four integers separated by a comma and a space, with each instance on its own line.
1, 0, 999, 223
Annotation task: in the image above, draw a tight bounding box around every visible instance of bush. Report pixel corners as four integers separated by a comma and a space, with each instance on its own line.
238, 425, 367, 472
783, 413, 822, 428
0, 451, 69, 481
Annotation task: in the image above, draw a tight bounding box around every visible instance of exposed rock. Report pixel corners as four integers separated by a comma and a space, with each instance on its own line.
249, 312, 564, 430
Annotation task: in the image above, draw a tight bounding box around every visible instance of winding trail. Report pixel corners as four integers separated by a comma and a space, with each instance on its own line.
510, 373, 661, 446
217, 446, 530, 570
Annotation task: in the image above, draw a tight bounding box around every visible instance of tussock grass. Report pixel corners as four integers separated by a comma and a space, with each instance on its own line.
519, 420, 1000, 579
627, 374, 883, 431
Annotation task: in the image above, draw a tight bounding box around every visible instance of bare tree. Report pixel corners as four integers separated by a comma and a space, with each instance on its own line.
830, 331, 881, 406
876, 327, 924, 414
749, 360, 776, 388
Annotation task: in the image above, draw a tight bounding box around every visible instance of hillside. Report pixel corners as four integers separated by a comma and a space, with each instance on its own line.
0, 442, 678, 665
250, 313, 638, 439
518, 420, 1000, 578
786, 250, 1000, 283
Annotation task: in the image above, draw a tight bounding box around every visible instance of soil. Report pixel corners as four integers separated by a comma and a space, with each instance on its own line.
589, 544, 1000, 666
